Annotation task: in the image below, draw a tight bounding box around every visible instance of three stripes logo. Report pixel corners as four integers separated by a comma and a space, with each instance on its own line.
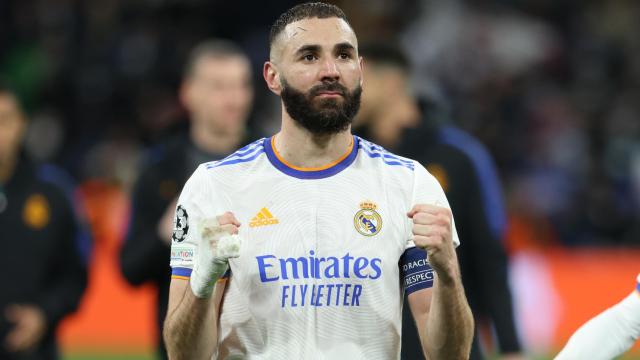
249, 207, 279, 228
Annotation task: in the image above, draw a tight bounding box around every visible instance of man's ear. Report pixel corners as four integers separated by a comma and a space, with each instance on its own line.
263, 61, 282, 95
178, 80, 192, 110
359, 56, 365, 89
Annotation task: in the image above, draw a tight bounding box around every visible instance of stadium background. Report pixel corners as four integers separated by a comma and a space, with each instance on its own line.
1, 0, 639, 358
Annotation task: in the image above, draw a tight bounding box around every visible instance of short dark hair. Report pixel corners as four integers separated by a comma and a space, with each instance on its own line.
0, 79, 17, 97
359, 43, 411, 73
269, 2, 350, 49
183, 39, 248, 79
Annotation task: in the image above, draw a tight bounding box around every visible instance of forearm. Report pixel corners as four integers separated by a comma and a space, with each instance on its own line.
555, 291, 640, 360
164, 284, 218, 360
424, 267, 474, 359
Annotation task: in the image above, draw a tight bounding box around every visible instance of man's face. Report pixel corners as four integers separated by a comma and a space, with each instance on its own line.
358, 66, 419, 147
272, 17, 363, 135
0, 94, 25, 163
183, 56, 253, 133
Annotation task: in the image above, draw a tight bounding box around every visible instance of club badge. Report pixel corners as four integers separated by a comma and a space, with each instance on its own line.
354, 201, 382, 236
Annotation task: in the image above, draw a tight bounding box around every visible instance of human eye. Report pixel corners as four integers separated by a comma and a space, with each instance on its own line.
301, 53, 318, 62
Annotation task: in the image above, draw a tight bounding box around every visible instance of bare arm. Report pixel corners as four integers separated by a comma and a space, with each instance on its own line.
409, 204, 474, 359
407, 287, 432, 357
163, 278, 227, 360
555, 284, 640, 360
163, 210, 241, 360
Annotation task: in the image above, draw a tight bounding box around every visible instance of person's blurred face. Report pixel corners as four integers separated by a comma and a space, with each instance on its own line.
359, 66, 419, 147
0, 93, 25, 162
265, 17, 363, 135
182, 55, 253, 133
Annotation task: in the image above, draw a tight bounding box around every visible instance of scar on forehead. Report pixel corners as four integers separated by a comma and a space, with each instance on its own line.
291, 26, 308, 37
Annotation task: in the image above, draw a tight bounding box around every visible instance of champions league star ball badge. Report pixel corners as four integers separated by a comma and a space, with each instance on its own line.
354, 201, 382, 236
172, 205, 189, 242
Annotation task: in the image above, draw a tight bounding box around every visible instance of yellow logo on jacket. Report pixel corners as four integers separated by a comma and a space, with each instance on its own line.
354, 201, 382, 236
23, 194, 50, 230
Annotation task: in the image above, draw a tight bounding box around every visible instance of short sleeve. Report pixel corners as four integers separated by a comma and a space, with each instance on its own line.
406, 162, 460, 248
169, 165, 229, 279
400, 162, 460, 294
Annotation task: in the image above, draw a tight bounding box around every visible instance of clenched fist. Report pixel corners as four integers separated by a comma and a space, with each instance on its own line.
190, 211, 242, 298
407, 204, 458, 284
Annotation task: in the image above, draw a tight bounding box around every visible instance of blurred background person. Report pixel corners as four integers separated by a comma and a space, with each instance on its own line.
0, 83, 88, 360
119, 39, 257, 359
354, 43, 524, 360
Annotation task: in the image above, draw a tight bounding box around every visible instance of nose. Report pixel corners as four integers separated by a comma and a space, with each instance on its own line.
319, 58, 340, 82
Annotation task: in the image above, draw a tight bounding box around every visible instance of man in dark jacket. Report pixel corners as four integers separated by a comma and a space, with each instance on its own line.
355, 43, 524, 360
120, 39, 257, 359
0, 83, 88, 360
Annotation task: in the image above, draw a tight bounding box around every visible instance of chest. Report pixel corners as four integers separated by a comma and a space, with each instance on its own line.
226, 176, 410, 280
0, 189, 60, 282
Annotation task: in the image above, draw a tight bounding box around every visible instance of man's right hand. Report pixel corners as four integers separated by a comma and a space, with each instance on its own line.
190, 212, 242, 298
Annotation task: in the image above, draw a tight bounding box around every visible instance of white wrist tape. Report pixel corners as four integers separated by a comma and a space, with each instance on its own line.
190, 217, 242, 298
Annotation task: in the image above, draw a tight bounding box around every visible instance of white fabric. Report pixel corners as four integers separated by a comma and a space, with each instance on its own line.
190, 216, 242, 297
170, 137, 459, 359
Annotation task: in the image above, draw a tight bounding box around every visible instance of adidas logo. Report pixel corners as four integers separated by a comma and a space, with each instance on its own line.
249, 207, 279, 227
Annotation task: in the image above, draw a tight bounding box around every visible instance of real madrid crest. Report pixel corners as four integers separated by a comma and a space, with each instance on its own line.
354, 201, 382, 236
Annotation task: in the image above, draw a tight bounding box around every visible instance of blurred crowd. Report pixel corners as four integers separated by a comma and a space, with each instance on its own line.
3, 0, 639, 249
2, 0, 640, 358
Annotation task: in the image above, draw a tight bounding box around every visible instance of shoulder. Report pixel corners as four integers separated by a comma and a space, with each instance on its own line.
435, 126, 496, 171
202, 137, 267, 171
34, 163, 78, 213
140, 135, 187, 170
356, 136, 416, 172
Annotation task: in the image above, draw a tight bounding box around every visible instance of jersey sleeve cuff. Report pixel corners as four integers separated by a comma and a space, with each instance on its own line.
171, 267, 231, 281
171, 267, 192, 280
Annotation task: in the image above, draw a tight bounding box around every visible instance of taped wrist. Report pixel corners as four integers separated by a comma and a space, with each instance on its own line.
189, 218, 242, 298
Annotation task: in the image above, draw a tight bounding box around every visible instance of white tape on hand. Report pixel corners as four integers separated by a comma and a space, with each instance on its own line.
190, 217, 242, 298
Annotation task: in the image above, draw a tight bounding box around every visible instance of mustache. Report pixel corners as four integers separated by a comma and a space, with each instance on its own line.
309, 82, 348, 97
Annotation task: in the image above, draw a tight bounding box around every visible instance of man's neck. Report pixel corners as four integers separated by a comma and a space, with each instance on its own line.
190, 122, 244, 155
275, 111, 353, 169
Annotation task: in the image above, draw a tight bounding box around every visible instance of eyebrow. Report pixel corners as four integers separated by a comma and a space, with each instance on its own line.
294, 44, 321, 56
294, 42, 356, 57
334, 42, 356, 53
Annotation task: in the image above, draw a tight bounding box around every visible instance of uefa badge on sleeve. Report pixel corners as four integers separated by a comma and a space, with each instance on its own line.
172, 205, 189, 242
354, 201, 382, 236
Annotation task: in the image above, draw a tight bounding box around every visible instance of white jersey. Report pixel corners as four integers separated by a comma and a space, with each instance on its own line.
170, 135, 459, 359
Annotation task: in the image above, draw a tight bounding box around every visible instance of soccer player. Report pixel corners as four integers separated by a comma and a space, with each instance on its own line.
0, 83, 88, 359
555, 274, 640, 360
120, 39, 255, 359
163, 3, 474, 359
354, 43, 524, 360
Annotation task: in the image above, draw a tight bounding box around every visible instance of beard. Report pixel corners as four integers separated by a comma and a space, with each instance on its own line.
280, 77, 362, 136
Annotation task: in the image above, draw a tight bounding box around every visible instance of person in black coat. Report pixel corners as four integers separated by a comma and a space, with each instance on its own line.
119, 39, 257, 359
0, 83, 88, 360
355, 43, 524, 360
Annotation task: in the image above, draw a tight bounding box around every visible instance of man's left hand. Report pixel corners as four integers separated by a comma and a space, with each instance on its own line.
4, 304, 47, 353
408, 203, 458, 284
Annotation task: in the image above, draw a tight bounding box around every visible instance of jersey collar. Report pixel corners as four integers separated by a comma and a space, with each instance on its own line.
264, 135, 359, 179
